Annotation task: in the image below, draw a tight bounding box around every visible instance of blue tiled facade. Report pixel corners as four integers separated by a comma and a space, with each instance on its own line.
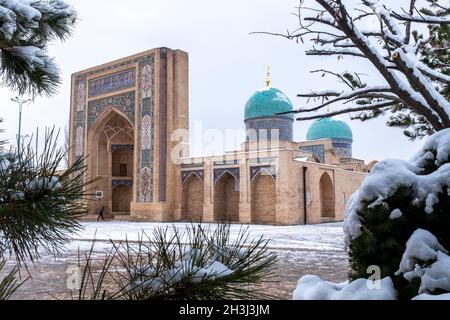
299, 144, 325, 163
245, 116, 293, 142
331, 138, 352, 158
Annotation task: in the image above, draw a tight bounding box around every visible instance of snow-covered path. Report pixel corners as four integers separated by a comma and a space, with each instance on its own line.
4, 221, 349, 299
71, 221, 346, 251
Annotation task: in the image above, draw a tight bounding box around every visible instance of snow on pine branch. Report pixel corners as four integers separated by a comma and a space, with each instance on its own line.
0, 0, 41, 39
0, 0, 76, 96
6, 46, 58, 75
0, 0, 77, 40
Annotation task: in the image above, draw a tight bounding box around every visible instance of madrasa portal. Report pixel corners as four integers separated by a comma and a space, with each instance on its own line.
69, 47, 376, 225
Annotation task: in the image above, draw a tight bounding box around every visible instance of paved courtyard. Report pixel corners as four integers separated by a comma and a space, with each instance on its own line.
3, 221, 349, 300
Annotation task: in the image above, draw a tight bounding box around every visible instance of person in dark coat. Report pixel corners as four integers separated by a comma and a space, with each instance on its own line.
97, 206, 105, 221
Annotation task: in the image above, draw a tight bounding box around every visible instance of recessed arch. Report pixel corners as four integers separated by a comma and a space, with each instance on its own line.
319, 172, 335, 218
214, 172, 239, 222
181, 174, 204, 222
112, 184, 131, 213
86, 106, 134, 215
251, 171, 276, 224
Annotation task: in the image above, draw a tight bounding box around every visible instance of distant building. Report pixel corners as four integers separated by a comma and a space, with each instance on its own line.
69, 47, 374, 224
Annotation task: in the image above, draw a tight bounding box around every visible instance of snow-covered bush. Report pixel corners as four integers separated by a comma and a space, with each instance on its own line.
293, 129, 450, 300
344, 128, 450, 299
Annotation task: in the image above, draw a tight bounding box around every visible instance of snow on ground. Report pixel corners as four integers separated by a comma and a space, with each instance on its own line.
70, 221, 345, 252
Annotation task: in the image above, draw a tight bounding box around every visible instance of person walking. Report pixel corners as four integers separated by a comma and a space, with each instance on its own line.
97, 206, 105, 221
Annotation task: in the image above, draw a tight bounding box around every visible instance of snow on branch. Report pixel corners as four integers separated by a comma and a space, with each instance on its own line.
306, 47, 366, 57
293, 86, 396, 113
294, 100, 396, 121
256, 0, 450, 134
392, 12, 450, 24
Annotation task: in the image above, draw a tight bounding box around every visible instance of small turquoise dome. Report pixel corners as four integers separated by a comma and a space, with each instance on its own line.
244, 87, 294, 120
306, 117, 353, 141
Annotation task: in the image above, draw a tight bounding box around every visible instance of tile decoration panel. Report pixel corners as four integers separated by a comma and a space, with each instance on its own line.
87, 91, 135, 128
73, 78, 86, 162
76, 80, 86, 111
112, 179, 133, 189
181, 170, 204, 183
213, 167, 240, 184
136, 56, 155, 202
111, 144, 133, 153
299, 144, 325, 163
250, 165, 276, 181
88, 68, 135, 98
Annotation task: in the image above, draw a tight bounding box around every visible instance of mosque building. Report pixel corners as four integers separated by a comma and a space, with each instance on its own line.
69, 47, 375, 224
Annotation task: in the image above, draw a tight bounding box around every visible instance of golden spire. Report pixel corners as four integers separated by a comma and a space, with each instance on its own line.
265, 66, 271, 87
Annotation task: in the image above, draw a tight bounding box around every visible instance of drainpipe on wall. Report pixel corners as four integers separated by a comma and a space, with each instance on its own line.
303, 166, 308, 224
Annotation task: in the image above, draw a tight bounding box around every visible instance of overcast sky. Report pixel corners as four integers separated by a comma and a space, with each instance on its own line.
0, 0, 424, 161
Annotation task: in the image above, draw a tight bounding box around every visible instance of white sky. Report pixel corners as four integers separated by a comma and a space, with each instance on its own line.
0, 0, 424, 161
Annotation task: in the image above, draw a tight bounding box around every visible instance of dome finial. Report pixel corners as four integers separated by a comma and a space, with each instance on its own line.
265, 66, 271, 87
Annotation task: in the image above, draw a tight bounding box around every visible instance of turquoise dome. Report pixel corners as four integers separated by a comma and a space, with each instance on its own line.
306, 117, 353, 141
244, 87, 294, 120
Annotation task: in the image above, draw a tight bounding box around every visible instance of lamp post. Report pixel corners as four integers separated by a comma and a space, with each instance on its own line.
11, 96, 31, 152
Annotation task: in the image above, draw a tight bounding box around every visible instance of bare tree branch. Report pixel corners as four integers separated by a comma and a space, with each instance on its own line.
392, 12, 450, 24
293, 101, 397, 121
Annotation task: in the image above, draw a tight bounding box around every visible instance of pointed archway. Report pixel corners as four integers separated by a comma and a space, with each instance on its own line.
112, 184, 132, 212
251, 171, 276, 224
86, 107, 134, 215
319, 172, 335, 218
214, 172, 239, 222
181, 173, 204, 221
